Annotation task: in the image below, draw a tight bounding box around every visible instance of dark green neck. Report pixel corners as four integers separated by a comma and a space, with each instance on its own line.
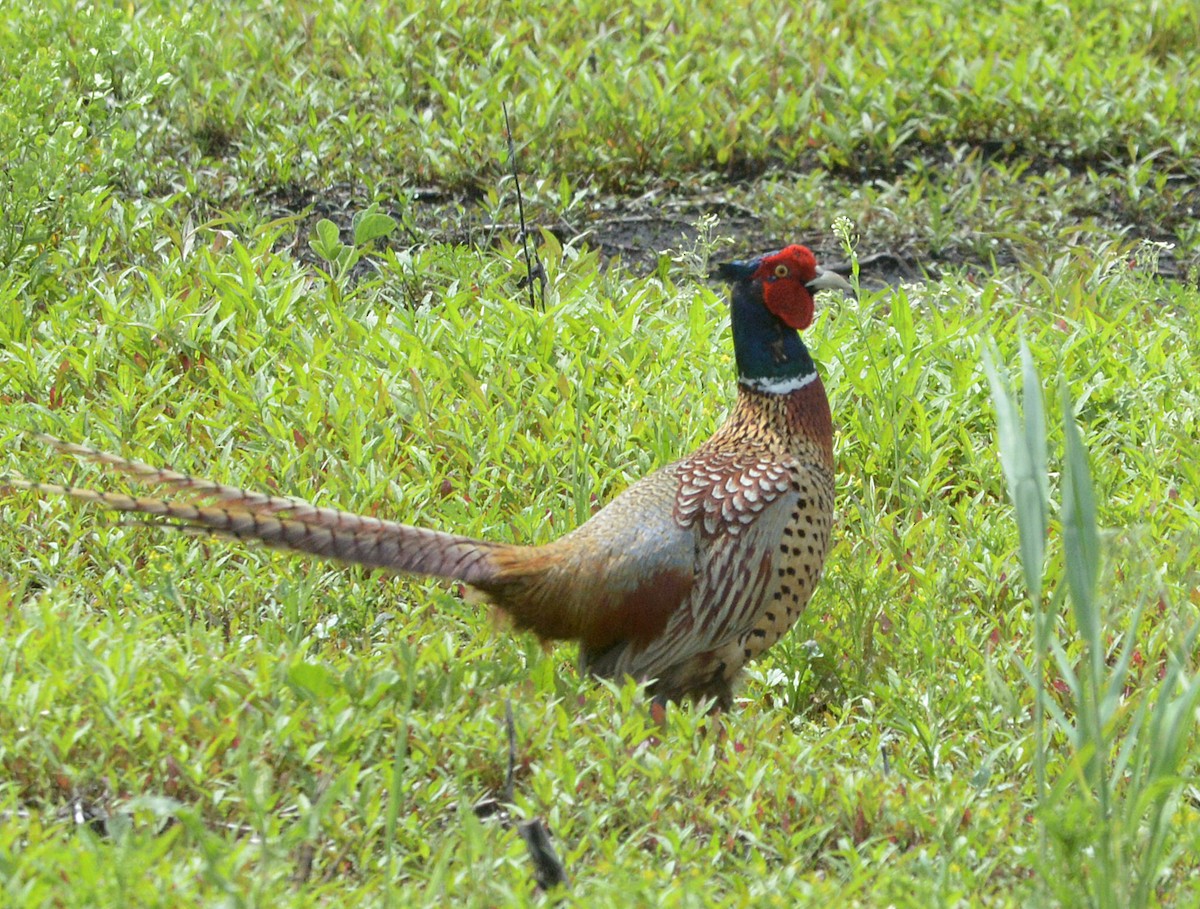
730, 280, 817, 391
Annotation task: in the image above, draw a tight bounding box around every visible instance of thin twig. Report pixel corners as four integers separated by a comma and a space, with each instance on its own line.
518, 819, 569, 891
502, 698, 517, 804
470, 699, 519, 820
292, 842, 316, 884
502, 102, 544, 309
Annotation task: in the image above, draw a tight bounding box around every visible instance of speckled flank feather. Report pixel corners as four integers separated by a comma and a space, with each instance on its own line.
6, 244, 843, 710
581, 378, 835, 707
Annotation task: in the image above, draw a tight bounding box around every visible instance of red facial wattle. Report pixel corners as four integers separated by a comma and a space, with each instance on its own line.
761, 279, 815, 330
751, 245, 820, 330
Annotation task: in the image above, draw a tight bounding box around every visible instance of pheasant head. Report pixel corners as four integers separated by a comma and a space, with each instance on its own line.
717, 245, 851, 394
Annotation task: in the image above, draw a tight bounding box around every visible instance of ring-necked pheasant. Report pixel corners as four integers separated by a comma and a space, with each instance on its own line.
5, 245, 850, 708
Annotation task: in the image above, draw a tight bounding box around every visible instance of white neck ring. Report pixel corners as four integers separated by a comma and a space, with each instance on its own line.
738, 372, 818, 395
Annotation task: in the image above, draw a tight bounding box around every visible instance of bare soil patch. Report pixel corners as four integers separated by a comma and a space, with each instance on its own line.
263, 157, 1198, 290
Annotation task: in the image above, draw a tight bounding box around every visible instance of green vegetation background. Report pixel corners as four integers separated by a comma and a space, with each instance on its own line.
1, 1, 1199, 906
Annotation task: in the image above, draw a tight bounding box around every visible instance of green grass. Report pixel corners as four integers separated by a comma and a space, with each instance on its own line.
2, 1, 1200, 906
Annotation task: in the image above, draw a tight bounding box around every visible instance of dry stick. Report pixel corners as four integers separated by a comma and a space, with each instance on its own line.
292, 842, 316, 885
502, 698, 517, 804
470, 700, 518, 818
502, 102, 544, 309
518, 819, 569, 891
498, 701, 568, 890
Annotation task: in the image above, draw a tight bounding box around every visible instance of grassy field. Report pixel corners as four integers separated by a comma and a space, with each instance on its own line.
2, 1, 1200, 905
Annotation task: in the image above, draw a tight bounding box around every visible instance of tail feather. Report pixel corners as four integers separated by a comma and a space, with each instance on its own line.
34, 434, 371, 523
3, 436, 514, 585
3, 434, 652, 650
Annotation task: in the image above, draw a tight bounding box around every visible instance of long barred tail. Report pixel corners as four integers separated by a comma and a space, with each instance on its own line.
1, 435, 512, 585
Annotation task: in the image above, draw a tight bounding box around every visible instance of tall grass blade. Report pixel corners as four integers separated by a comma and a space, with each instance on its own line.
1059, 380, 1100, 653
1018, 340, 1049, 573
984, 341, 1051, 809
983, 343, 1048, 602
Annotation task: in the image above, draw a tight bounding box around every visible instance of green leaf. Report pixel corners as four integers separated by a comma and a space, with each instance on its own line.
1060, 380, 1100, 650
353, 211, 397, 246
891, 288, 915, 353
310, 218, 345, 263
1019, 340, 1049, 525
983, 342, 1048, 602
287, 659, 341, 699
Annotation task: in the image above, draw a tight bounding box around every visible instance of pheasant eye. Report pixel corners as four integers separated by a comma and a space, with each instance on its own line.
774, 264, 789, 278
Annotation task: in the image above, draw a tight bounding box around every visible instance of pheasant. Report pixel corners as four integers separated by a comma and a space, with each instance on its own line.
5, 245, 850, 709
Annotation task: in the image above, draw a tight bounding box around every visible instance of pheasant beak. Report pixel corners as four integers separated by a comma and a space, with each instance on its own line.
805, 267, 854, 296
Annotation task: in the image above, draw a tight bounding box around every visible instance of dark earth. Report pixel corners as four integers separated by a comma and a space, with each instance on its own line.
263, 148, 1199, 291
